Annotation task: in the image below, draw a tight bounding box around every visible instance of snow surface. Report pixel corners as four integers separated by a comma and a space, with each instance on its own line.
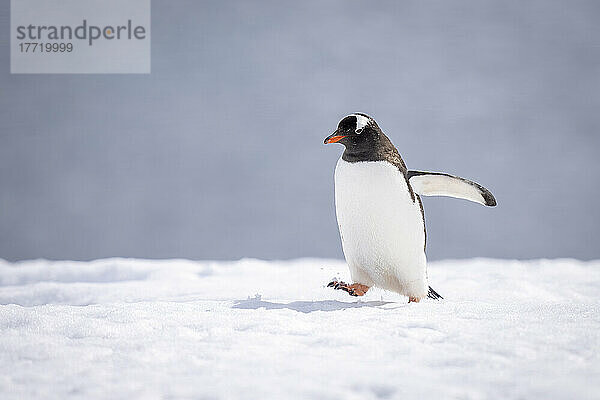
0, 257, 599, 400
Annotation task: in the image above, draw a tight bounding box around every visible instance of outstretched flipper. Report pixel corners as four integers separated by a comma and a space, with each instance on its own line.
407, 170, 496, 207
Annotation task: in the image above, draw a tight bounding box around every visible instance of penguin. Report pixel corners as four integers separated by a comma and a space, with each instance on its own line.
324, 113, 496, 302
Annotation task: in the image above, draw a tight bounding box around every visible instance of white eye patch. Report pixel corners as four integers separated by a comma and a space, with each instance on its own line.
353, 114, 370, 134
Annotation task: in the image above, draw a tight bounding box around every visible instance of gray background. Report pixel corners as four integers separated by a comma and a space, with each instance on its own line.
1, 0, 599, 262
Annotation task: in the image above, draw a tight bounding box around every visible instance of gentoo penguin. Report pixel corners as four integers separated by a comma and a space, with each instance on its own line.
324, 113, 496, 302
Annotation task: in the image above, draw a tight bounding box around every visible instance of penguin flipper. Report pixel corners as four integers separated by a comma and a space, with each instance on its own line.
407, 170, 496, 207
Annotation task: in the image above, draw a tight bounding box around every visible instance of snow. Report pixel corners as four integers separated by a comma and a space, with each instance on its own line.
0, 258, 599, 400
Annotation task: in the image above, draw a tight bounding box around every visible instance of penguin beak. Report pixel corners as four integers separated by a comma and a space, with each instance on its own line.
324, 130, 346, 144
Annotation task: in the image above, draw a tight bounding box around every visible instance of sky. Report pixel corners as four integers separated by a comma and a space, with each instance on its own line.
1, 0, 599, 261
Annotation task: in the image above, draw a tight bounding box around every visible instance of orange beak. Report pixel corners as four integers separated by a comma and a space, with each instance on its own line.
324, 134, 346, 144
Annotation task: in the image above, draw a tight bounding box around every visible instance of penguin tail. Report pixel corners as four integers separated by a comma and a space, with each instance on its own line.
427, 286, 443, 300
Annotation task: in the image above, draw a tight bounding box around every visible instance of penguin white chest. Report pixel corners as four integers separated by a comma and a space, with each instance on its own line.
334, 158, 428, 297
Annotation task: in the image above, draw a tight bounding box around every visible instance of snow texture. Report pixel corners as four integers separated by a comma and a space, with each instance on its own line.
0, 257, 599, 400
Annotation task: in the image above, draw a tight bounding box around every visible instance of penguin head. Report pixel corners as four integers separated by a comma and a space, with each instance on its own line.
324, 113, 379, 149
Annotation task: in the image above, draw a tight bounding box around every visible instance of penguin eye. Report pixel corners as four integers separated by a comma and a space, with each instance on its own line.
355, 128, 363, 134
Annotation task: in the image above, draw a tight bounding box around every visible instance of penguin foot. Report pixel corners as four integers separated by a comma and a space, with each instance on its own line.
327, 280, 370, 296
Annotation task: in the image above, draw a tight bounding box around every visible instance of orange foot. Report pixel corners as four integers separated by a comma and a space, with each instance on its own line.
327, 280, 370, 297
408, 296, 421, 303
